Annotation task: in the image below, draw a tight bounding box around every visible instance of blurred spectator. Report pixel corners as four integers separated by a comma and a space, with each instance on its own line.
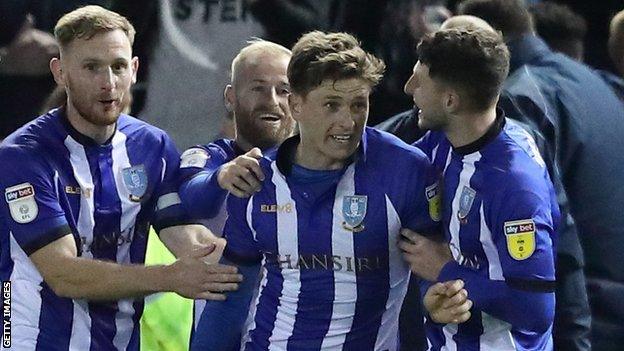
459, 1, 624, 350
529, 2, 586, 61
552, 0, 623, 72
529, 3, 624, 101
112, 0, 332, 150
0, 0, 111, 139
609, 9, 624, 78
337, 0, 451, 125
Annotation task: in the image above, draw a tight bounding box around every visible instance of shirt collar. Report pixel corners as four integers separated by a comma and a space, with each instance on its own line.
57, 106, 117, 147
453, 108, 506, 156
276, 129, 369, 176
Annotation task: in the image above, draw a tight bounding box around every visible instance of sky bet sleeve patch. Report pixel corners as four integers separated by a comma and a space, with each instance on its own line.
5, 182, 38, 224
426, 182, 442, 222
504, 219, 536, 260
180, 148, 210, 169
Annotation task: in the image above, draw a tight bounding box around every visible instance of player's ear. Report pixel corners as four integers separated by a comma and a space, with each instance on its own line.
50, 57, 65, 86
224, 85, 235, 112
443, 89, 460, 114
130, 56, 139, 84
289, 93, 303, 121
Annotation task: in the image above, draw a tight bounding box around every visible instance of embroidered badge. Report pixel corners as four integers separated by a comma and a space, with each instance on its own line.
457, 186, 476, 224
5, 183, 38, 224
504, 219, 536, 260
426, 182, 442, 222
342, 195, 367, 232
180, 148, 210, 168
122, 165, 148, 202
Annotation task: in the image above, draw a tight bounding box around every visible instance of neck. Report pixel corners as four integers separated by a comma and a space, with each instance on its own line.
295, 140, 346, 171
234, 135, 254, 153
445, 107, 497, 149
66, 102, 116, 144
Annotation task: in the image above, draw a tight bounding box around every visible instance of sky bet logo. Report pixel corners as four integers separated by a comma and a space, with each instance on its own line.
505, 220, 535, 234
5, 185, 34, 203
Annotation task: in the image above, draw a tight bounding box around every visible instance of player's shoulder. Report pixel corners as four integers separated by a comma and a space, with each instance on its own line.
180, 139, 237, 169
0, 111, 64, 165
500, 121, 547, 171
117, 114, 173, 146
474, 122, 548, 194
364, 127, 431, 167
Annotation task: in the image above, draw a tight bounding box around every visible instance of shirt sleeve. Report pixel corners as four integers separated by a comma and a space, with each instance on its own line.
222, 195, 263, 266
437, 186, 557, 331
152, 133, 195, 232
399, 150, 441, 236
192, 260, 260, 351
0, 146, 71, 255
412, 131, 434, 158
178, 145, 230, 220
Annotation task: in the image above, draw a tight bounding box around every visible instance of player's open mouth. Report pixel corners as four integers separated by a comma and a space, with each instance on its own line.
100, 99, 117, 106
258, 113, 281, 122
331, 134, 352, 143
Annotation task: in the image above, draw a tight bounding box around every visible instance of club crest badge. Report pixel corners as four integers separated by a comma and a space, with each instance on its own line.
342, 195, 367, 232
122, 165, 148, 202
457, 186, 476, 224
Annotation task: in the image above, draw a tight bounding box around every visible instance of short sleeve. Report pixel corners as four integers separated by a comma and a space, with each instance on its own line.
178, 144, 232, 220
399, 150, 441, 236
222, 195, 262, 265
0, 146, 70, 255
179, 144, 229, 181
490, 187, 557, 286
152, 133, 193, 231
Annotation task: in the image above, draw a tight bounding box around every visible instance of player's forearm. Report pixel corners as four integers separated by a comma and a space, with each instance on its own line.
180, 169, 227, 219
438, 261, 555, 331
160, 224, 222, 259
47, 256, 173, 300
192, 261, 260, 350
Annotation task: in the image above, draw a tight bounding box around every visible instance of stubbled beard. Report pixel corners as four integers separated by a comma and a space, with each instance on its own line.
236, 109, 295, 150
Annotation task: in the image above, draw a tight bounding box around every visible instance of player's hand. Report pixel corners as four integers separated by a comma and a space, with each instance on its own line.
398, 228, 453, 281
168, 245, 242, 300
217, 147, 265, 198
195, 236, 227, 264
424, 279, 473, 324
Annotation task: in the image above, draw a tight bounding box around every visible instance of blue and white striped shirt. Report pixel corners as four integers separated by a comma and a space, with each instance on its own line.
0, 108, 188, 350
415, 115, 558, 351
215, 128, 440, 350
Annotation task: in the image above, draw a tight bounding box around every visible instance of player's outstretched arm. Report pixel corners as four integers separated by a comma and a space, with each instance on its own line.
401, 228, 555, 331
159, 223, 225, 260
436, 261, 554, 332
191, 259, 261, 351
216, 148, 265, 198
180, 148, 265, 218
29, 234, 242, 301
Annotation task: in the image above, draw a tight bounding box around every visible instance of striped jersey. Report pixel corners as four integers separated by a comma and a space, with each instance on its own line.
223, 128, 440, 351
0, 108, 188, 350
415, 114, 558, 351
178, 139, 246, 330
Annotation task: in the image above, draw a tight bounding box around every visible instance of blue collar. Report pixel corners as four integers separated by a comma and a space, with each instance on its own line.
507, 34, 552, 73
56, 107, 117, 147
276, 128, 369, 176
